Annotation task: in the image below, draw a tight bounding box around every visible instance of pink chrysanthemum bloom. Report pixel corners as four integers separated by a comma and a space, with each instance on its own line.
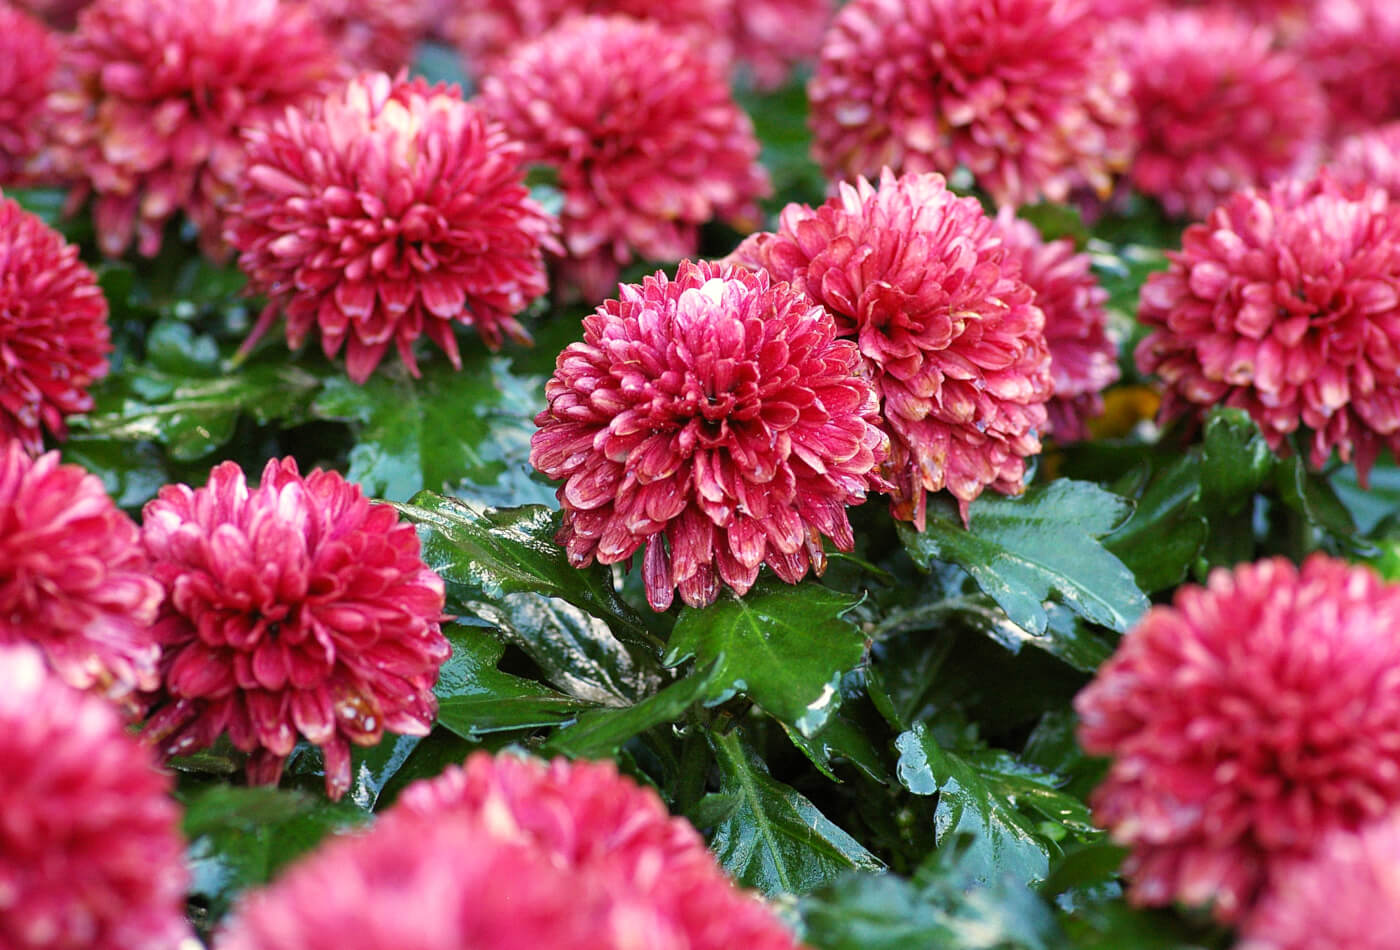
220, 754, 803, 950
0, 644, 190, 950
1077, 555, 1400, 922
0, 195, 111, 453
808, 0, 1136, 208
46, 0, 342, 258
480, 15, 770, 302
994, 210, 1118, 442
1240, 815, 1400, 950
0, 5, 55, 186
1136, 175, 1400, 482
0, 442, 163, 705
531, 260, 886, 611
226, 73, 556, 384
1299, 0, 1400, 140
1331, 121, 1400, 202
727, 0, 833, 90
730, 171, 1052, 527
12, 0, 90, 27
303, 0, 430, 74
140, 457, 449, 800
1120, 9, 1324, 221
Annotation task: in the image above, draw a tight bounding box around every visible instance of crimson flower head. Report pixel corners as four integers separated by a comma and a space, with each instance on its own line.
1240, 815, 1400, 950
808, 0, 1136, 208
1121, 9, 1324, 221
1136, 175, 1400, 482
532, 260, 886, 611
47, 0, 341, 258
728, 0, 833, 90
1077, 555, 1400, 922
1299, 0, 1400, 139
0, 195, 111, 452
1332, 121, 1400, 202
227, 72, 556, 384
140, 457, 449, 800
481, 15, 770, 301
0, 5, 55, 186
730, 170, 1052, 527
0, 442, 163, 705
0, 644, 190, 950
220, 753, 803, 950
303, 0, 430, 73
994, 209, 1119, 442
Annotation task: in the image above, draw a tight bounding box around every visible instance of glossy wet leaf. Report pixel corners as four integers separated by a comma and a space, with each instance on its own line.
664, 582, 866, 736
899, 481, 1148, 636
1104, 455, 1207, 593
543, 660, 719, 759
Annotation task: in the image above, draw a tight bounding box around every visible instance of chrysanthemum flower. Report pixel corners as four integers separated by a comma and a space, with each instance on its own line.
0, 5, 55, 186
994, 210, 1118, 442
1240, 815, 1400, 950
1120, 9, 1324, 221
0, 195, 111, 452
46, 0, 341, 258
0, 442, 163, 705
0, 644, 190, 950
220, 754, 803, 950
140, 457, 449, 800
226, 73, 555, 384
1136, 175, 1400, 482
808, 0, 1136, 208
1299, 0, 1400, 139
480, 15, 770, 302
12, 0, 90, 27
1077, 555, 1400, 922
1331, 121, 1400, 201
303, 0, 430, 73
730, 170, 1052, 527
531, 259, 886, 611
727, 0, 833, 90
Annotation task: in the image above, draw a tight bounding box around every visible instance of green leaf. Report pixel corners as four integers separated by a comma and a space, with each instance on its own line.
663, 582, 866, 736
60, 438, 172, 510
899, 481, 1148, 635
311, 354, 551, 506
542, 660, 719, 759
1104, 455, 1207, 593
696, 728, 883, 896
434, 625, 592, 739
1199, 408, 1275, 512
1332, 457, 1400, 534
1274, 454, 1371, 554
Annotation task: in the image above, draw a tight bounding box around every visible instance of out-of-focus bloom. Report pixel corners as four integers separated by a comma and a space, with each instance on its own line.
730, 171, 1052, 526
12, 0, 90, 27
531, 259, 886, 610
47, 0, 341, 258
727, 0, 833, 90
808, 0, 1136, 208
227, 72, 555, 383
1240, 815, 1400, 950
1082, 0, 1156, 19
1121, 9, 1324, 221
220, 753, 803, 950
303, 0, 430, 73
994, 209, 1118, 442
1136, 175, 1400, 482
481, 15, 769, 302
0, 5, 55, 186
1077, 555, 1400, 922
1299, 0, 1400, 139
1331, 121, 1400, 202
0, 644, 190, 950
140, 457, 449, 800
0, 442, 162, 704
0, 195, 110, 452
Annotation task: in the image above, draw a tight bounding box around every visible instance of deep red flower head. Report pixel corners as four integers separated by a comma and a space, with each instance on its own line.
1077, 555, 1400, 922
302, 0, 431, 73
227, 72, 556, 384
1240, 815, 1400, 950
1136, 175, 1400, 482
0, 5, 55, 186
994, 209, 1119, 442
730, 170, 1052, 527
532, 260, 885, 610
1331, 121, 1400, 202
481, 15, 770, 302
220, 754, 803, 950
0, 442, 163, 705
1120, 9, 1324, 221
808, 0, 1136, 208
0, 195, 111, 452
1298, 0, 1400, 140
0, 644, 190, 950
46, 0, 342, 258
727, 0, 833, 90
140, 457, 449, 800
